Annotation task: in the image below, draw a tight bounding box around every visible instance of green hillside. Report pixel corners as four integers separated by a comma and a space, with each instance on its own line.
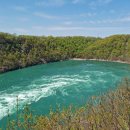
0, 32, 130, 73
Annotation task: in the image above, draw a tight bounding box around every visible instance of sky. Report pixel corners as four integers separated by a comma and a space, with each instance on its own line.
0, 0, 130, 37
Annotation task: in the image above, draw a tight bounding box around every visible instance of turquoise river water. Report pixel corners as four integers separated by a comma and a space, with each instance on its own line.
0, 60, 130, 126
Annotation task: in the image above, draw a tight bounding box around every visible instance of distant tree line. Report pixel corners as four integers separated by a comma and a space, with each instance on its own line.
0, 32, 130, 73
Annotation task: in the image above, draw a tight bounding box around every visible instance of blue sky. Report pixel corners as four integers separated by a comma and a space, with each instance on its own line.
0, 0, 130, 37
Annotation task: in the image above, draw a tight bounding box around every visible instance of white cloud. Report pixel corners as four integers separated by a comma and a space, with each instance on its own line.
36, 0, 85, 6
72, 0, 82, 4
32, 26, 130, 37
99, 0, 113, 4
80, 12, 96, 17
62, 21, 73, 25
36, 0, 65, 7
100, 16, 130, 23
31, 25, 130, 37
13, 28, 28, 33
80, 15, 130, 25
2, 26, 130, 37
34, 12, 70, 20
32, 25, 130, 31
120, 16, 130, 22
33, 26, 87, 31
49, 26, 84, 31
34, 12, 59, 19
18, 17, 29, 22
89, 0, 113, 8
13, 6, 27, 12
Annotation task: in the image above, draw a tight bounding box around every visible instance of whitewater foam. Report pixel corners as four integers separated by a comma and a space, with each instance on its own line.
0, 67, 123, 120
0, 74, 89, 120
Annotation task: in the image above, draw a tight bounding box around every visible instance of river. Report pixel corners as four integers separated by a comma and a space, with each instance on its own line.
0, 60, 130, 126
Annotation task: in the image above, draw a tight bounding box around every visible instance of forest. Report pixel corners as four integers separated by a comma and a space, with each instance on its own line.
0, 32, 130, 73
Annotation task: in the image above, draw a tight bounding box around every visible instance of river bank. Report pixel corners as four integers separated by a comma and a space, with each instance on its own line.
71, 58, 130, 64
1, 58, 130, 74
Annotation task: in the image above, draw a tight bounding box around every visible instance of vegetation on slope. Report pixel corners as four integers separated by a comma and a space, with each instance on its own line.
82, 35, 130, 61
2, 79, 130, 130
1, 32, 130, 73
